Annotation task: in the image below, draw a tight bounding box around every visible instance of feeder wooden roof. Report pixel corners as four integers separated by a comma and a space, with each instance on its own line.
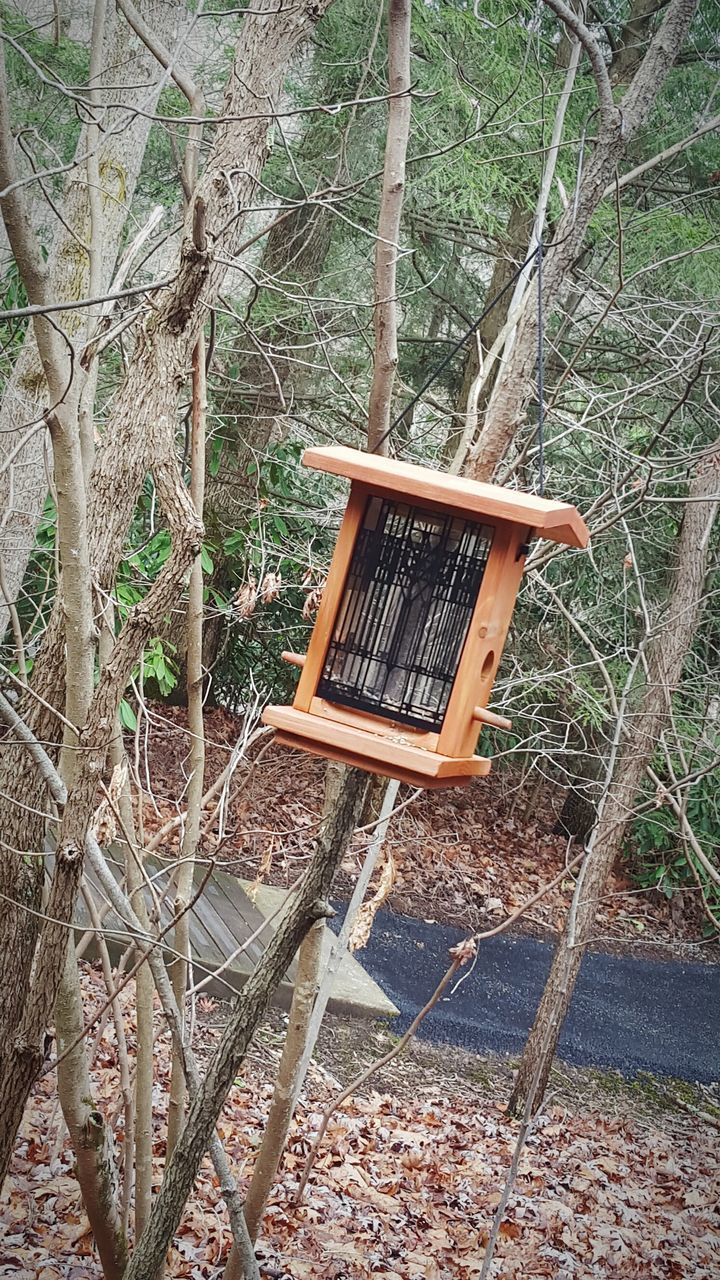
304, 446, 590, 549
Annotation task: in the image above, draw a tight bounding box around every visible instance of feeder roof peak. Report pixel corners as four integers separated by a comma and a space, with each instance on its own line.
303, 446, 590, 549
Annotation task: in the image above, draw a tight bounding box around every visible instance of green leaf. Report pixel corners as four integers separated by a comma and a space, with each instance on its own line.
223, 530, 246, 556
119, 699, 138, 731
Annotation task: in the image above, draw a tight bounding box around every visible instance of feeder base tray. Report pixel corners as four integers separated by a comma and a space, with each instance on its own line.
262, 705, 491, 790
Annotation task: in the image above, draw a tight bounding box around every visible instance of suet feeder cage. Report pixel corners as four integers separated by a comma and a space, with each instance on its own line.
263, 447, 589, 789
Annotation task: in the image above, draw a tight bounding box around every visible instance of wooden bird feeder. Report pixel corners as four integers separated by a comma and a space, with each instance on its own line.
263, 446, 589, 789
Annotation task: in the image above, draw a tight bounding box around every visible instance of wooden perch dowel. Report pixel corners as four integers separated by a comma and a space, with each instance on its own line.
472, 706, 512, 732
281, 651, 306, 668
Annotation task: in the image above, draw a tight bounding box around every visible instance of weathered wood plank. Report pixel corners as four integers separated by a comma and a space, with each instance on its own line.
48, 842, 396, 1018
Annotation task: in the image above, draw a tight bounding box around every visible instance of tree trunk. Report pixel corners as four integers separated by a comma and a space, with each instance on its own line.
94, 610, 155, 1241
83, 832, 260, 1278
0, 0, 194, 1137
200, 195, 335, 681
241, 919, 325, 1246
55, 943, 129, 1278
450, 17, 580, 474
509, 439, 719, 1116
611, 0, 666, 84
0, 0, 335, 1184
367, 0, 412, 453
127, 840, 155, 1240
0, 8, 94, 1190
0, 451, 202, 1183
207, 196, 335, 540
123, 767, 369, 1280
468, 0, 698, 481
0, 1, 193, 642
167, 328, 207, 1159
445, 202, 533, 467
553, 725, 607, 842
221, 771, 396, 1279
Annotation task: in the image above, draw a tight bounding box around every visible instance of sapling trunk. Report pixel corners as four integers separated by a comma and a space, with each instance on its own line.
223, 773, 398, 1277
167, 325, 207, 1159
243, 919, 325, 1245
124, 767, 369, 1280
54, 943, 129, 1279
367, 0, 412, 452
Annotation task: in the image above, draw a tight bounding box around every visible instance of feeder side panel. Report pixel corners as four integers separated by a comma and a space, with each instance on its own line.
293, 483, 369, 712
437, 523, 529, 758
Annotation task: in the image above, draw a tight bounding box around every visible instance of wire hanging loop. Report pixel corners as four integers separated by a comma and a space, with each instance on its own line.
535, 238, 545, 499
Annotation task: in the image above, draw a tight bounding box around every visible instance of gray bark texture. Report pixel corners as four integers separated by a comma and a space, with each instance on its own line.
508, 439, 719, 1116
0, 451, 202, 1183
207, 197, 334, 539
610, 0, 667, 84
54, 942, 129, 1279
201, 195, 334, 681
167, 328, 207, 1160
84, 831, 260, 1279
0, 1, 192, 642
367, 0, 412, 453
0, 0, 335, 1186
446, 202, 533, 464
241, 919, 325, 1246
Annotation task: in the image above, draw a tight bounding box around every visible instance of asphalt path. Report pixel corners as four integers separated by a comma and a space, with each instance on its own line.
330, 906, 720, 1084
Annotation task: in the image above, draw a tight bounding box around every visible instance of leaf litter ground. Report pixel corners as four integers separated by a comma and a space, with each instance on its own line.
5, 705, 716, 1276
3, 965, 718, 1279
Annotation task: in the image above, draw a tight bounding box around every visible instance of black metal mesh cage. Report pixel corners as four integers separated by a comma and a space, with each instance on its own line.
317, 496, 494, 732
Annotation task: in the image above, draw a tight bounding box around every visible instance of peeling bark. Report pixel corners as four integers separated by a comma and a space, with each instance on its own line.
0, 1, 194, 641
0, 0, 335, 1190
0, 452, 203, 1181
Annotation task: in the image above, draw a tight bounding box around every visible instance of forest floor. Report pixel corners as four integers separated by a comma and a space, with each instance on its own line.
4, 964, 719, 1280
5, 708, 718, 1278
140, 704, 717, 961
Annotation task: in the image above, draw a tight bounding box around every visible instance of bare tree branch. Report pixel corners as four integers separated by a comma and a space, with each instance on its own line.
542, 0, 618, 129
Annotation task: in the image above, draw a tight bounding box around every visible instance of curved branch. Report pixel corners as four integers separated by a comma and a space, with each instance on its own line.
542, 0, 618, 128
0, 690, 67, 806
115, 0, 201, 110
115, 0, 205, 195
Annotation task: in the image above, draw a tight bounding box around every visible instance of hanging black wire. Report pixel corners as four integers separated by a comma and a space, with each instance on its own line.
372, 247, 549, 495
372, 106, 596, 482
372, 247, 541, 457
